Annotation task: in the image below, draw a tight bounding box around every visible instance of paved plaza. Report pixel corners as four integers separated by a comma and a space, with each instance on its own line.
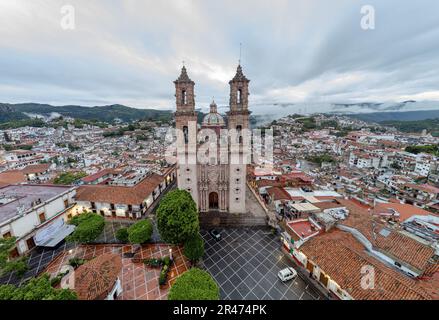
201, 228, 325, 300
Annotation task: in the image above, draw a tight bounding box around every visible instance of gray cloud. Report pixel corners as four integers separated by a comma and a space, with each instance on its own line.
0, 0, 439, 111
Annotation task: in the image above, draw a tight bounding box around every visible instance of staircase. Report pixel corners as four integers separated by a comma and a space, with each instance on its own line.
199, 211, 268, 228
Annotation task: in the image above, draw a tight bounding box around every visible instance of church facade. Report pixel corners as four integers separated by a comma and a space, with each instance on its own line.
174, 64, 250, 214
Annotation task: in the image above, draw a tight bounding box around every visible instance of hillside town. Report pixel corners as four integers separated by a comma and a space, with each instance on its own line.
0, 103, 438, 300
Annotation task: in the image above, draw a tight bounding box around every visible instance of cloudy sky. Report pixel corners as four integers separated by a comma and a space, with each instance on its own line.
1, 0, 439, 111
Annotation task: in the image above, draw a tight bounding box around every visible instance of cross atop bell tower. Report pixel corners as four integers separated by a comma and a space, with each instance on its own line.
174, 65, 195, 113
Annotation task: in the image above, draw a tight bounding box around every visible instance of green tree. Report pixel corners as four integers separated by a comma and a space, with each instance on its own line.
67, 213, 105, 243
183, 234, 205, 263
168, 268, 219, 300
156, 190, 199, 244
0, 237, 28, 277
127, 220, 153, 244
116, 227, 129, 243
53, 172, 86, 185
0, 274, 77, 300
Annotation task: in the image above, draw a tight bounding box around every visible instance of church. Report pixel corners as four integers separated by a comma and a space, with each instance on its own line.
174, 64, 251, 214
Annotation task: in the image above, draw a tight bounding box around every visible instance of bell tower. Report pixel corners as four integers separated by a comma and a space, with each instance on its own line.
227, 64, 251, 214
229, 64, 250, 114
174, 65, 199, 206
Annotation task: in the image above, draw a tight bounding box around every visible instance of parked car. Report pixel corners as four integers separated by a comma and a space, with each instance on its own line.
278, 267, 297, 282
209, 229, 221, 241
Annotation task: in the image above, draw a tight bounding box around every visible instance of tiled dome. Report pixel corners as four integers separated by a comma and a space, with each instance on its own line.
202, 101, 225, 126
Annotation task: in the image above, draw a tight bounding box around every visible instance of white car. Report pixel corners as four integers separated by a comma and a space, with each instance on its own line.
278, 267, 298, 282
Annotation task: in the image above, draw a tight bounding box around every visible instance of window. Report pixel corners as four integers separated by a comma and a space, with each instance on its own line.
236, 125, 243, 144
9, 247, 19, 259
235, 197, 240, 202
38, 212, 46, 224
237, 88, 242, 104
2, 232, 12, 239
236, 178, 240, 184
182, 89, 187, 105
64, 199, 69, 208
183, 126, 189, 144
26, 237, 36, 250
110, 204, 115, 211
91, 202, 96, 209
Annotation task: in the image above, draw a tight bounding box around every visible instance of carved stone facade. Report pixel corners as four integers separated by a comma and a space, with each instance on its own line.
174, 65, 250, 214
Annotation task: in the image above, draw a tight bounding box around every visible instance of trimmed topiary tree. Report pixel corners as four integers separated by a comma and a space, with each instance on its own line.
115, 227, 129, 243
168, 268, 219, 300
157, 190, 199, 244
67, 213, 105, 244
183, 233, 205, 263
128, 220, 153, 244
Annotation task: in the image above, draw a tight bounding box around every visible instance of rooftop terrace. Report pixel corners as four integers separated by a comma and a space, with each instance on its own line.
0, 184, 72, 225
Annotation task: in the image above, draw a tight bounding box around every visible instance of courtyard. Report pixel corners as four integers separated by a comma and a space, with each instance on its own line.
201, 228, 325, 300
44, 243, 189, 300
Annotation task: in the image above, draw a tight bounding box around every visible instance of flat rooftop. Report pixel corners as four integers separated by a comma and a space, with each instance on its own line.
287, 219, 320, 239
0, 185, 72, 225
285, 188, 342, 198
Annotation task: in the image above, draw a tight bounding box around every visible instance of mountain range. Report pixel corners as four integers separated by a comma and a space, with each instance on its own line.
0, 103, 173, 123
1, 100, 439, 126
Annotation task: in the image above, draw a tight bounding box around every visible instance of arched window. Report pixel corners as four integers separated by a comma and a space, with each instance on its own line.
236, 125, 243, 144
182, 89, 187, 105
237, 88, 242, 104
183, 126, 189, 144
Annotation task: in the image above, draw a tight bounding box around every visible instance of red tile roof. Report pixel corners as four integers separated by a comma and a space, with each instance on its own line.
74, 253, 122, 300
338, 199, 435, 272
81, 169, 119, 183
267, 187, 292, 201
300, 230, 437, 300
0, 170, 26, 185
405, 183, 439, 194
20, 163, 50, 174
373, 203, 435, 222
76, 174, 164, 205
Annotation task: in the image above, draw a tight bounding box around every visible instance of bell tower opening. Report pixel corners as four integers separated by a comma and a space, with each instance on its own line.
183, 126, 189, 144
181, 89, 187, 105
236, 125, 243, 143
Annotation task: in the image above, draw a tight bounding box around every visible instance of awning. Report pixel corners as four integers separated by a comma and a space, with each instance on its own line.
36, 224, 75, 248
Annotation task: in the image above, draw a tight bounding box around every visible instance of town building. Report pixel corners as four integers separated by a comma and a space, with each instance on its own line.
74, 169, 175, 219
0, 184, 76, 257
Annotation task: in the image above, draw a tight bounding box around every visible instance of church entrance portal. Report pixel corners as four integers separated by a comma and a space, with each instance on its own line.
209, 192, 219, 210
